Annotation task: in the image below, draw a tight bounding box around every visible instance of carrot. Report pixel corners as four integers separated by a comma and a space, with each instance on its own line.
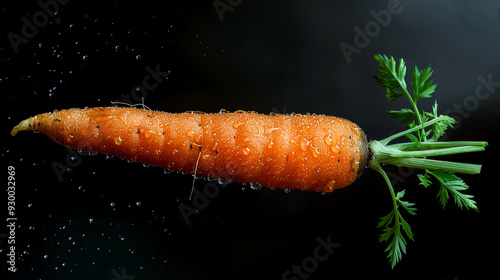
10, 55, 489, 268
10, 107, 369, 192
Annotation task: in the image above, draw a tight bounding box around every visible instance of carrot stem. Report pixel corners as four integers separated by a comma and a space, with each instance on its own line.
389, 141, 488, 151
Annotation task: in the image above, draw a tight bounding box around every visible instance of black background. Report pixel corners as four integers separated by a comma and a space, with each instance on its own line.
2, 1, 500, 279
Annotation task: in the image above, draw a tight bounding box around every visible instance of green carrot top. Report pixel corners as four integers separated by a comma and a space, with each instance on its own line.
369, 54, 487, 268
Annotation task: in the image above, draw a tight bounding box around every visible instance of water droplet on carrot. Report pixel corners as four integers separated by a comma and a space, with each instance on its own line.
323, 132, 333, 146
242, 147, 251, 155
172, 149, 178, 155
243, 137, 250, 143
311, 146, 320, 158
114, 137, 122, 145
202, 154, 210, 159
264, 125, 279, 135
284, 188, 291, 194
233, 122, 242, 129
267, 139, 273, 149
340, 135, 348, 146
331, 144, 340, 154
250, 184, 262, 190
186, 130, 194, 137
325, 180, 335, 192
217, 178, 229, 186
300, 139, 309, 151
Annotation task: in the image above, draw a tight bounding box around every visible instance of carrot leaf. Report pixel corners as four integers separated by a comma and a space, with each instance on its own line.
374, 54, 408, 102
387, 108, 415, 126
417, 171, 432, 188
369, 159, 416, 269
371, 54, 487, 268
411, 64, 436, 102
428, 170, 478, 211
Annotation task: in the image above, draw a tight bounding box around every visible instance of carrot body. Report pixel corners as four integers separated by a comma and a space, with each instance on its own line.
11, 107, 369, 192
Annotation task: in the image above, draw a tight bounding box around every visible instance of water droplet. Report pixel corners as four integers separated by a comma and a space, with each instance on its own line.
284, 188, 291, 194
143, 130, 153, 138
311, 146, 320, 158
267, 139, 273, 149
217, 178, 229, 186
324, 132, 333, 146
172, 149, 178, 155
82, 55, 88, 61
325, 180, 335, 192
242, 147, 251, 155
250, 184, 261, 190
243, 137, 250, 143
264, 125, 279, 135
89, 218, 94, 223
340, 135, 348, 146
28, 203, 32, 208
163, 169, 171, 174
44, 255, 48, 259
114, 137, 122, 145
300, 139, 309, 151
135, 55, 141, 60
233, 122, 242, 129
331, 145, 340, 154
136, 201, 141, 206
110, 202, 115, 207
143, 163, 150, 168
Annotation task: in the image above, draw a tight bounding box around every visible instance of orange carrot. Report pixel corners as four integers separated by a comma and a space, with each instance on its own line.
10, 55, 489, 268
11, 107, 369, 192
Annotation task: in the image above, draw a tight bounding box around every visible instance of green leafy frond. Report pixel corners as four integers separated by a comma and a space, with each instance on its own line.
371, 54, 486, 268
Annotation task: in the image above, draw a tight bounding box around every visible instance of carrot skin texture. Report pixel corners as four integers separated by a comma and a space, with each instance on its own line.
11, 107, 369, 192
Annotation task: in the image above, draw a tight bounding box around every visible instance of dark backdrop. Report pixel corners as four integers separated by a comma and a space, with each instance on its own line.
2, 1, 500, 279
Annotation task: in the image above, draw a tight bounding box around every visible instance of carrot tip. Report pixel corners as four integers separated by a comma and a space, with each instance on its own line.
11, 118, 33, 136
